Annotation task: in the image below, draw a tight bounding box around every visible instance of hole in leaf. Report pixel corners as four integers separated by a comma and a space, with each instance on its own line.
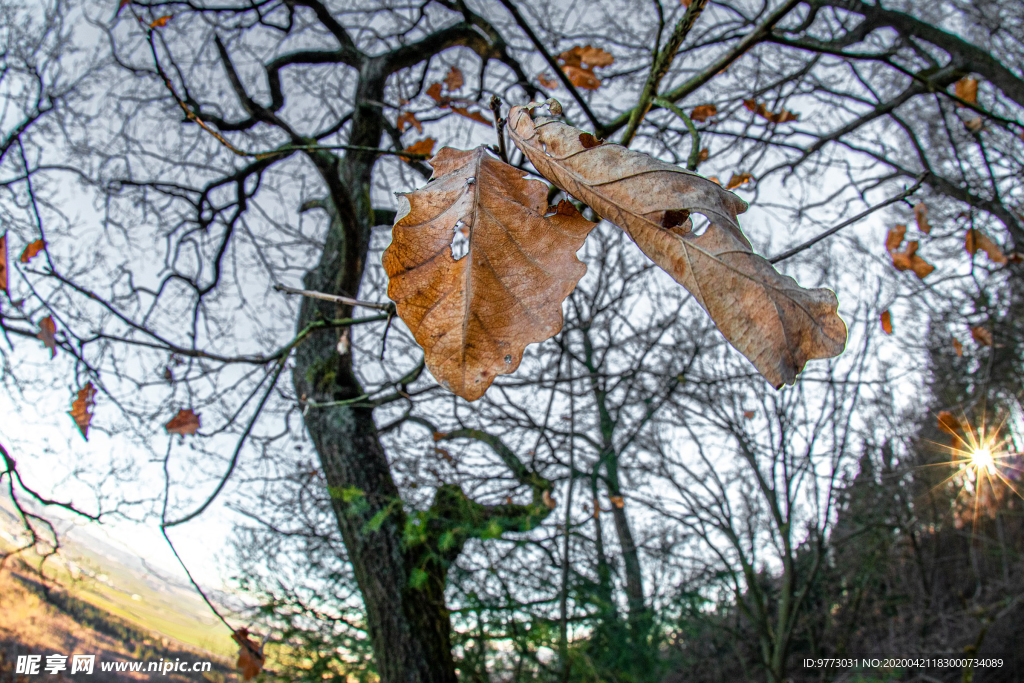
504, 354, 512, 364
451, 221, 470, 260
661, 209, 691, 230
579, 132, 603, 148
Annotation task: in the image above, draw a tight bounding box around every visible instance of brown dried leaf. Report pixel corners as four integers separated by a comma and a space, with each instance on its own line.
400, 138, 436, 163
451, 106, 492, 126
38, 316, 57, 358
426, 82, 445, 104
20, 239, 46, 263
0, 232, 7, 295
937, 410, 962, 436
743, 410, 756, 419
890, 241, 934, 279
543, 489, 557, 509
914, 203, 931, 234
698, 148, 709, 162
557, 45, 613, 90
538, 72, 559, 90
610, 495, 625, 508
964, 117, 983, 133
690, 104, 717, 122
232, 629, 266, 682
885, 224, 907, 253
743, 99, 799, 124
383, 147, 596, 400
971, 326, 993, 347
443, 66, 464, 92
118, 0, 132, 12
165, 408, 201, 435
69, 383, 96, 440
149, 15, 171, 28
880, 310, 893, 335
507, 104, 847, 388
397, 111, 423, 133
725, 173, 753, 190
706, 175, 721, 185
954, 77, 978, 105
965, 228, 1007, 265
953, 338, 963, 357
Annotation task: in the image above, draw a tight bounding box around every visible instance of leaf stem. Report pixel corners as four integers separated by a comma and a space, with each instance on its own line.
653, 97, 702, 171
274, 283, 396, 313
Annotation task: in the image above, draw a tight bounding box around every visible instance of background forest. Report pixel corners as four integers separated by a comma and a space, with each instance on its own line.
0, 0, 1022, 682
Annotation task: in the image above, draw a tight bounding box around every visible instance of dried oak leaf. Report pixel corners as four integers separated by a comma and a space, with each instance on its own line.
971, 326, 993, 347
383, 147, 595, 401
885, 224, 907, 253
400, 138, 436, 163
69, 383, 96, 440
953, 338, 963, 357
725, 173, 753, 190
451, 106, 492, 126
396, 111, 423, 133
232, 629, 266, 682
743, 99, 799, 124
954, 77, 978, 105
610, 495, 625, 508
543, 489, 557, 509
557, 45, 614, 90
38, 316, 57, 358
880, 310, 893, 335
149, 15, 171, 28
424, 83, 491, 126
937, 410, 962, 436
165, 408, 201, 435
507, 103, 846, 388
914, 203, 931, 234
20, 239, 46, 263
965, 228, 1007, 265
690, 104, 718, 122
0, 232, 7, 295
443, 66, 464, 92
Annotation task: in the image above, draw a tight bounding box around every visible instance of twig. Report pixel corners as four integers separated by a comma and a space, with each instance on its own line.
769, 173, 928, 263
600, 0, 802, 138
620, 0, 709, 147
653, 97, 702, 171
489, 95, 510, 164
495, 0, 602, 131
274, 284, 396, 313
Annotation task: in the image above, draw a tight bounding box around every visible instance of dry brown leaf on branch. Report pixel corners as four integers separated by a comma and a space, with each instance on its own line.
543, 490, 557, 509
557, 45, 614, 90
232, 629, 266, 681
118, 0, 132, 13
396, 111, 423, 133
443, 66, 464, 92
538, 73, 560, 90
880, 310, 893, 335
451, 106, 492, 126
725, 173, 753, 190
507, 103, 847, 388
971, 326, 993, 347
149, 15, 171, 28
690, 104, 717, 122
20, 239, 46, 263
885, 225, 933, 279
38, 316, 57, 357
964, 117, 984, 133
914, 203, 931, 234
165, 409, 201, 435
69, 383, 96, 440
610, 495, 625, 508
0, 232, 7, 295
953, 338, 963, 357
954, 77, 978, 105
937, 410, 962, 436
965, 228, 1007, 265
383, 147, 595, 401
400, 138, 436, 163
743, 99, 799, 124
424, 82, 491, 126
743, 410, 756, 419
698, 148, 709, 162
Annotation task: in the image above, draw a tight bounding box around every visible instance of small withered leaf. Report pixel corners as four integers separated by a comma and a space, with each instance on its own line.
0, 232, 7, 294
880, 310, 893, 335
970, 326, 993, 347
20, 239, 46, 263
690, 104, 717, 122
937, 410, 962, 436
165, 408, 201, 435
38, 316, 57, 358
232, 629, 266, 682
69, 383, 96, 440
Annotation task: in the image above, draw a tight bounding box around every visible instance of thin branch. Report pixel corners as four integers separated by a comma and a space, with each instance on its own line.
769, 173, 927, 263
620, 0, 709, 147
652, 97, 702, 171
274, 284, 396, 313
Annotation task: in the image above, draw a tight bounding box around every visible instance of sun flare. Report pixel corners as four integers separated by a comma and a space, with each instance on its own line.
970, 446, 995, 473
